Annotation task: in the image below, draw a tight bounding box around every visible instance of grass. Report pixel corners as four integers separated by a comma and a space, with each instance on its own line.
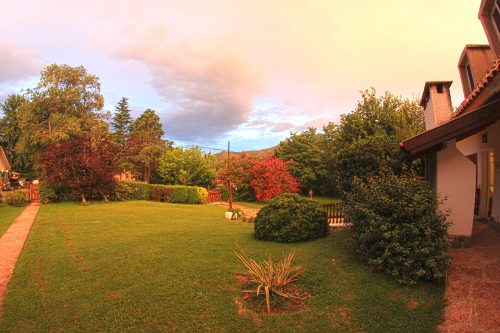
237, 195, 341, 209
0, 203, 26, 237
0, 201, 444, 332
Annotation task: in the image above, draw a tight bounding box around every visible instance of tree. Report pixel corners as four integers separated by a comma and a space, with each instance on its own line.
217, 154, 299, 201
158, 147, 216, 186
330, 88, 424, 194
16, 64, 104, 173
127, 108, 170, 183
275, 128, 328, 194
0, 94, 26, 168
216, 153, 258, 200
111, 97, 132, 145
38, 133, 118, 205
250, 157, 299, 201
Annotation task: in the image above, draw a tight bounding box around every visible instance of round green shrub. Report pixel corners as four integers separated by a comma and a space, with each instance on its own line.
344, 168, 450, 285
254, 193, 328, 243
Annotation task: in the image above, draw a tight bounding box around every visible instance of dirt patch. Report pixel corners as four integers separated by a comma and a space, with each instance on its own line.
234, 274, 309, 315
104, 291, 123, 301
406, 299, 420, 310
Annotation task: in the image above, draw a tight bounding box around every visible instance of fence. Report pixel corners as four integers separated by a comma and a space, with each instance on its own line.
324, 203, 346, 227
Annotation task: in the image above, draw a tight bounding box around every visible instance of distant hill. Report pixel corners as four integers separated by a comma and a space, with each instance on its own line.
214, 146, 277, 162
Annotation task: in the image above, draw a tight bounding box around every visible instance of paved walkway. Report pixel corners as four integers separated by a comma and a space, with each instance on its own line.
440, 221, 500, 332
0, 203, 40, 308
210, 202, 261, 220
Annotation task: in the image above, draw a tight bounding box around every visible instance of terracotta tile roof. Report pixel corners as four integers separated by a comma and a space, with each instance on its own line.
454, 55, 500, 117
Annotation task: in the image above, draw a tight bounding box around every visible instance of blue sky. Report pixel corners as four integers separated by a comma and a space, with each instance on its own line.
0, 0, 488, 151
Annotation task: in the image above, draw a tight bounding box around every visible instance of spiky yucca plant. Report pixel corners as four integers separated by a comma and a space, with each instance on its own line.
235, 250, 304, 313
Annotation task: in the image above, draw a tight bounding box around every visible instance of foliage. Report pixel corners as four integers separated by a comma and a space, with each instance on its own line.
2, 190, 30, 206
250, 157, 299, 201
216, 153, 256, 201
275, 128, 328, 194
330, 88, 424, 194
0, 94, 26, 171
125, 109, 170, 183
235, 249, 304, 313
16, 64, 105, 174
113, 181, 153, 201
334, 134, 401, 194
39, 183, 58, 204
111, 97, 133, 146
38, 133, 118, 204
151, 186, 173, 202
217, 154, 299, 201
158, 147, 216, 187
254, 193, 328, 243
344, 168, 450, 285
151, 185, 207, 204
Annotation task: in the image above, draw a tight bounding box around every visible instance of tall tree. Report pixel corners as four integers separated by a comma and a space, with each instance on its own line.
0, 94, 26, 167
127, 109, 170, 183
111, 97, 132, 145
158, 147, 216, 186
275, 128, 328, 194
16, 64, 104, 173
331, 88, 424, 194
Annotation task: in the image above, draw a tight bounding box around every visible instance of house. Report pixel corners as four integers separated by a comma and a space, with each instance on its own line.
0, 147, 11, 187
400, 0, 500, 247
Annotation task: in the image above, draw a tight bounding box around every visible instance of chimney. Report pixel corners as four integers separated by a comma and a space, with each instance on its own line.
420, 81, 454, 130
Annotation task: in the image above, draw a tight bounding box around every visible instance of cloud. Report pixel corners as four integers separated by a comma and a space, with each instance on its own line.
0, 41, 41, 84
112, 28, 262, 142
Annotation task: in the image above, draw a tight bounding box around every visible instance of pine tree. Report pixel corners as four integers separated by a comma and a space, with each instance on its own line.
111, 97, 132, 145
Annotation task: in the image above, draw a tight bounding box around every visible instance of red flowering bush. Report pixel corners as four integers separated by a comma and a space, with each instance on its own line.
217, 154, 299, 201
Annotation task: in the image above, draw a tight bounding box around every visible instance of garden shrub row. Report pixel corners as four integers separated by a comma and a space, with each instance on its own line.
151, 185, 207, 204
40, 181, 208, 204
1, 190, 30, 206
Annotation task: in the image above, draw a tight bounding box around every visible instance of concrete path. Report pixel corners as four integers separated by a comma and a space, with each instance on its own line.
0, 203, 40, 308
439, 222, 500, 332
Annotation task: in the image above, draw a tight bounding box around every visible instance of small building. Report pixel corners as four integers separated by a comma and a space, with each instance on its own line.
400, 0, 500, 246
0, 147, 11, 188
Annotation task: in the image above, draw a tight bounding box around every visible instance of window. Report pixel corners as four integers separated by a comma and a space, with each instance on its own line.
492, 0, 500, 36
436, 84, 443, 93
466, 63, 475, 92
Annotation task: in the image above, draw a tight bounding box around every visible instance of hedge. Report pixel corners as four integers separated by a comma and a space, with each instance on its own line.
2, 190, 31, 206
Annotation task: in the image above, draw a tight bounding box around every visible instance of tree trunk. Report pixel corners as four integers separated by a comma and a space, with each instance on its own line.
100, 191, 109, 203
144, 165, 150, 183
81, 193, 88, 205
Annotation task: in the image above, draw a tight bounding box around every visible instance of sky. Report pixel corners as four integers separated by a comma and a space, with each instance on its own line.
0, 0, 489, 151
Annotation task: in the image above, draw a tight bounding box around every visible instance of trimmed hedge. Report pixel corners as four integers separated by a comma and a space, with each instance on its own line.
254, 193, 328, 243
151, 184, 208, 204
113, 181, 155, 201
2, 190, 30, 206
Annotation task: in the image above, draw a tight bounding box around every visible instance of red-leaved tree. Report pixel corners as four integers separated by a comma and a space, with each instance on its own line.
39, 134, 118, 204
251, 157, 299, 200
217, 154, 299, 201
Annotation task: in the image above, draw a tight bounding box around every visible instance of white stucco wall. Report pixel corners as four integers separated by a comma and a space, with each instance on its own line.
489, 121, 500, 222
437, 139, 476, 236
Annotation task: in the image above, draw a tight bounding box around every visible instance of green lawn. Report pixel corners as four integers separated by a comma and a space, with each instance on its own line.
0, 203, 26, 237
237, 195, 341, 209
0, 201, 444, 332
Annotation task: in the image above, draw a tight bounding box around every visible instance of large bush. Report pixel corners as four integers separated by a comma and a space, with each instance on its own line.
344, 169, 450, 285
254, 193, 328, 243
39, 183, 79, 203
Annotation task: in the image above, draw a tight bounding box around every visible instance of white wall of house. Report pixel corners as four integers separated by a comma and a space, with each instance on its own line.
437, 139, 476, 236
488, 121, 500, 222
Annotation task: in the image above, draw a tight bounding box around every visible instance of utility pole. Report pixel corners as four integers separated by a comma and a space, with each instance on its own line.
227, 141, 233, 210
